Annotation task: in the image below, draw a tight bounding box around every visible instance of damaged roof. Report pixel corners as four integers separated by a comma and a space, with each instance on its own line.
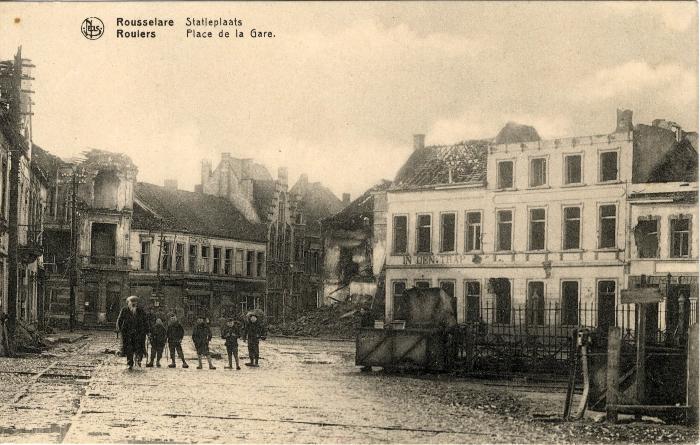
32, 143, 67, 179
392, 140, 489, 190
290, 177, 344, 235
324, 179, 392, 231
494, 122, 541, 145
133, 182, 267, 242
647, 138, 698, 183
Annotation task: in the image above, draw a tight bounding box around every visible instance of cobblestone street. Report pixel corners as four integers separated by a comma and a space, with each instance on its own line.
0, 331, 697, 443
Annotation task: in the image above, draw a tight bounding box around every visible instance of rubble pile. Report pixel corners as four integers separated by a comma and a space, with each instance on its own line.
13, 320, 48, 353
268, 302, 359, 339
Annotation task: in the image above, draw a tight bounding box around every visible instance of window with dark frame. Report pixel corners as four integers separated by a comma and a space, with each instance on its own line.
439, 280, 457, 316
527, 281, 544, 325
465, 280, 481, 322
212, 247, 222, 274
599, 205, 617, 248
493, 278, 512, 324
466, 212, 482, 252
497, 161, 514, 189
224, 249, 233, 275
416, 214, 432, 253
635, 219, 659, 258
671, 217, 691, 258
392, 281, 407, 320
140, 240, 150, 271
415, 280, 431, 289
393, 215, 408, 254
600, 151, 618, 182
564, 154, 582, 185
530, 158, 547, 187
175, 243, 185, 272
201, 246, 210, 272
562, 281, 579, 325
256, 252, 265, 277
161, 241, 172, 271
188, 244, 197, 272
497, 210, 513, 251
529, 208, 546, 251
440, 213, 456, 252
235, 249, 244, 275
563, 206, 581, 250
246, 251, 255, 276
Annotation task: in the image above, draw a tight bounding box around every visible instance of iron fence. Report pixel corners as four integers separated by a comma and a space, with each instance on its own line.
453, 299, 698, 374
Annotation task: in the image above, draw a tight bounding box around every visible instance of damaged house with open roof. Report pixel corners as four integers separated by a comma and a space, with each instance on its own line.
381, 110, 698, 337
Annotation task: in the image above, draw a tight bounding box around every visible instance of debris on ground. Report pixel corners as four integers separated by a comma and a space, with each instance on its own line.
268, 301, 359, 339
13, 320, 49, 353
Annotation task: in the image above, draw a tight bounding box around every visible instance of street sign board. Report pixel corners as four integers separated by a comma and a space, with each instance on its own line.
620, 288, 663, 304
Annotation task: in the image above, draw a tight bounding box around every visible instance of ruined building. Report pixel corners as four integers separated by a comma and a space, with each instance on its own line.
0, 48, 48, 332
198, 154, 343, 321
381, 110, 697, 336
321, 180, 392, 307
42, 149, 137, 327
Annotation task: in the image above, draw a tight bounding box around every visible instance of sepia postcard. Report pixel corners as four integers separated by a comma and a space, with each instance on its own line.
0, 1, 698, 443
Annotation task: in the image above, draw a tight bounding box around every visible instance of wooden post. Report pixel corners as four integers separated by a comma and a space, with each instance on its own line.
636, 303, 647, 407
606, 326, 622, 422
687, 324, 698, 425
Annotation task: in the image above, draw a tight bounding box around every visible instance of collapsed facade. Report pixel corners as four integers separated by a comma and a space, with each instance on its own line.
381, 111, 698, 334
321, 180, 391, 307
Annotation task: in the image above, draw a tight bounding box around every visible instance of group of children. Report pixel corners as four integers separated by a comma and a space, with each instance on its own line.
143, 312, 267, 370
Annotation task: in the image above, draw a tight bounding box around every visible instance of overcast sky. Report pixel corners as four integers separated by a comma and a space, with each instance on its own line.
0, 2, 697, 198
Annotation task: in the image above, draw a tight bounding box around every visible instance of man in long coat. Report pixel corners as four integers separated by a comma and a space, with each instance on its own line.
116, 296, 150, 370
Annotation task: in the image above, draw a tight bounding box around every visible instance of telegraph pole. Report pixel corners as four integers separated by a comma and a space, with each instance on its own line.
68, 170, 77, 331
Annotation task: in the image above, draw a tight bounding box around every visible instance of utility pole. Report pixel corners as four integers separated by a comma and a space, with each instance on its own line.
68, 170, 78, 331
5, 48, 27, 355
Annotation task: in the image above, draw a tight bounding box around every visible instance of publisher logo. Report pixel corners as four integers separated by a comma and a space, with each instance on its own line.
81, 17, 104, 40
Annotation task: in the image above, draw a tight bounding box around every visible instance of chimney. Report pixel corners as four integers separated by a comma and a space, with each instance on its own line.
200, 159, 212, 188
615, 109, 633, 133
342, 193, 351, 205
413, 134, 425, 151
277, 167, 288, 186
164, 179, 178, 190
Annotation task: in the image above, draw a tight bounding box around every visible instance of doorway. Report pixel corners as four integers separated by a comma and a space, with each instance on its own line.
666, 284, 691, 342
106, 284, 122, 323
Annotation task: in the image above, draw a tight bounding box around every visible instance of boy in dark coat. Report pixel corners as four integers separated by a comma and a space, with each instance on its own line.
243, 314, 266, 367
221, 318, 241, 370
146, 317, 167, 367
116, 296, 150, 370
192, 316, 216, 369
166, 313, 188, 368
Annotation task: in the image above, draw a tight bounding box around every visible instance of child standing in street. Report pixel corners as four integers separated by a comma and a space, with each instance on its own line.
166, 313, 188, 368
221, 318, 241, 370
192, 315, 216, 370
243, 313, 266, 367
146, 317, 167, 368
